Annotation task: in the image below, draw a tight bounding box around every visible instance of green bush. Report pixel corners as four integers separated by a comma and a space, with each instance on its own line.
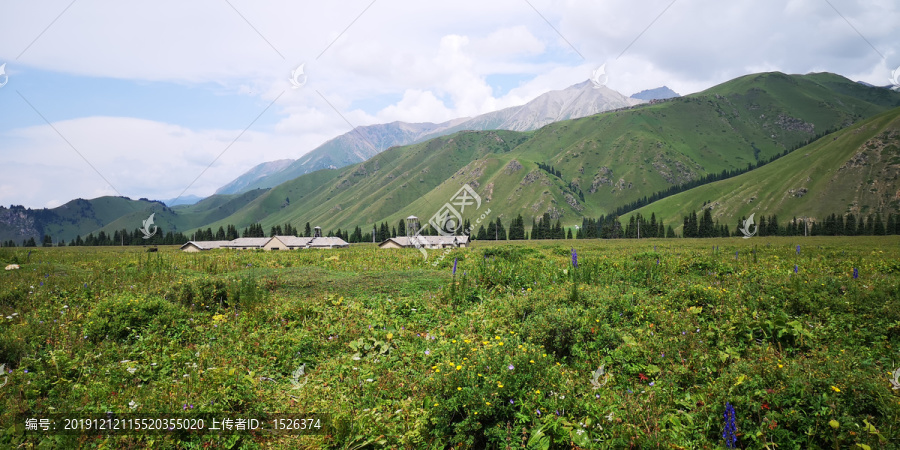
84, 293, 185, 342
424, 333, 560, 447
165, 276, 265, 310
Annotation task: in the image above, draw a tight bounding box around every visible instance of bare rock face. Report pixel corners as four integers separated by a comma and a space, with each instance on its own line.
504, 160, 524, 175
0, 206, 40, 242
774, 113, 815, 134
652, 154, 696, 185
565, 193, 584, 212
521, 171, 542, 186
589, 167, 613, 194
788, 187, 808, 198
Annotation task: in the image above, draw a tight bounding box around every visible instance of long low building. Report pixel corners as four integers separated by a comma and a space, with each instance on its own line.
179, 240, 233, 252
378, 235, 469, 249
180, 235, 348, 252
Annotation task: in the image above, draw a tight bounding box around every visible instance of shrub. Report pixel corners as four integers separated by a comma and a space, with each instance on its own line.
84, 293, 184, 342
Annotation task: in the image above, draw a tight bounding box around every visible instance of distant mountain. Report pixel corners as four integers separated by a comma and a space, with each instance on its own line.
222, 81, 643, 194
214, 159, 294, 195
7, 72, 899, 245
421, 81, 643, 137
237, 119, 469, 193
630, 86, 680, 101
162, 195, 204, 207
0, 189, 268, 244
193, 72, 900, 235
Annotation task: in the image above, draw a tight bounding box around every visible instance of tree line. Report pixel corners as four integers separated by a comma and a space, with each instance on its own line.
611, 128, 840, 218
5, 209, 898, 248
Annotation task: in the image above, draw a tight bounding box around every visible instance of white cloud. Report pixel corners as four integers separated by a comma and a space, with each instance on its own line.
0, 0, 898, 208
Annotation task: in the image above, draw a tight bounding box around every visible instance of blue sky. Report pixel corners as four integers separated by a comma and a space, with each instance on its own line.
0, 0, 897, 208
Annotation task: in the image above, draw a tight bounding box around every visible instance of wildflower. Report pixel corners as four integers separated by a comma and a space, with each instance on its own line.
452, 258, 457, 275
509, 399, 514, 405
794, 265, 798, 274
571, 248, 578, 268
536, 409, 541, 416
831, 386, 841, 393
796, 245, 801, 254
649, 381, 655, 386
129, 400, 137, 410
638, 373, 648, 382
424, 350, 430, 355
853, 268, 859, 279
508, 364, 514, 370
722, 402, 737, 448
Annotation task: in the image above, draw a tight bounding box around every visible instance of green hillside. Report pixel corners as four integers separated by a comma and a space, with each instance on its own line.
0, 190, 268, 244
4, 71, 900, 244
628, 106, 900, 232
198, 72, 900, 234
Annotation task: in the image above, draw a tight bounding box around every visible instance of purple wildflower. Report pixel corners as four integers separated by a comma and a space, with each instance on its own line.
508, 364, 514, 370
571, 248, 578, 268
723, 402, 737, 448
853, 267, 859, 279
794, 265, 798, 274
452, 258, 457, 275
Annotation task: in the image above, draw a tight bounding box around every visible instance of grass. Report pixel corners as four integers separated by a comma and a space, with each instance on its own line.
1, 237, 899, 448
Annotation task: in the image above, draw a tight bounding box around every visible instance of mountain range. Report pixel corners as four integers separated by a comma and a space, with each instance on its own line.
2, 72, 900, 245
217, 81, 645, 194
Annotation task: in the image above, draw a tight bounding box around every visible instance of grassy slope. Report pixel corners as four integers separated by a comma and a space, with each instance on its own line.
7, 72, 900, 242
22, 197, 164, 243
200, 72, 900, 233
628, 106, 900, 231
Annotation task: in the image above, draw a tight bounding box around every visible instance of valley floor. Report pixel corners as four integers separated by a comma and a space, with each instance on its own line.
1, 237, 899, 448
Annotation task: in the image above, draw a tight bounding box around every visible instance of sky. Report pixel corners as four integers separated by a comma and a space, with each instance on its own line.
0, 0, 898, 209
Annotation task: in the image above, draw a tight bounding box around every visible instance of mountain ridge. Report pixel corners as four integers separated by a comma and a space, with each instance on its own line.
222, 80, 643, 194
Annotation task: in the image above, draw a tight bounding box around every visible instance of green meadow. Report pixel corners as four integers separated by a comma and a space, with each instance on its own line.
1, 238, 899, 448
